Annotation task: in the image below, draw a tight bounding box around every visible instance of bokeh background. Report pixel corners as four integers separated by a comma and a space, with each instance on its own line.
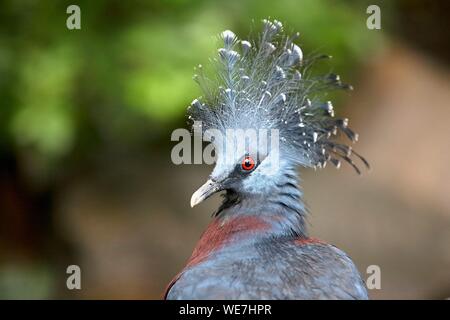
0, 0, 449, 299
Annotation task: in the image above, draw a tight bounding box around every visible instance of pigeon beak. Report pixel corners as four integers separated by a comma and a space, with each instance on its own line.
190, 179, 221, 208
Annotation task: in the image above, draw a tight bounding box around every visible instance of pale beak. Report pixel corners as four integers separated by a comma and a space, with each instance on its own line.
190, 179, 221, 208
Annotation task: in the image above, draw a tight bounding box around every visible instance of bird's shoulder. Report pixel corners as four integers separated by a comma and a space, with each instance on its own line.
266, 237, 368, 299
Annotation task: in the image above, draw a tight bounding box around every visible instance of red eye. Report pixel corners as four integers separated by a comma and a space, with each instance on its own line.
241, 156, 256, 171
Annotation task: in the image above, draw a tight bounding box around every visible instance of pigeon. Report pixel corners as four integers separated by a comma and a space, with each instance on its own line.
165, 19, 369, 300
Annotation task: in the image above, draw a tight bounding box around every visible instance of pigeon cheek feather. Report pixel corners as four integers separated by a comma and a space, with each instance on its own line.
241, 157, 284, 194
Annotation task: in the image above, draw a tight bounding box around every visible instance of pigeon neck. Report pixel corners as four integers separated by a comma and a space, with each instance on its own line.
216, 175, 308, 239
185, 177, 308, 268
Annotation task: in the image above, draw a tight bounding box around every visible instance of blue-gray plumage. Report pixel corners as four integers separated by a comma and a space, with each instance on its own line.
165, 19, 369, 300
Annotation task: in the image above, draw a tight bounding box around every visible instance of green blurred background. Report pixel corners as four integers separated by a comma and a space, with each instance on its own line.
0, 0, 449, 299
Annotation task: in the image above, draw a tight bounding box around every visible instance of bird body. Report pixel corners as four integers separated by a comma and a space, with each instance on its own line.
166, 19, 369, 300
166, 214, 368, 299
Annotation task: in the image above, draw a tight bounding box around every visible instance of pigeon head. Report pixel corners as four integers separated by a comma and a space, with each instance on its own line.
188, 19, 369, 208
190, 128, 284, 207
